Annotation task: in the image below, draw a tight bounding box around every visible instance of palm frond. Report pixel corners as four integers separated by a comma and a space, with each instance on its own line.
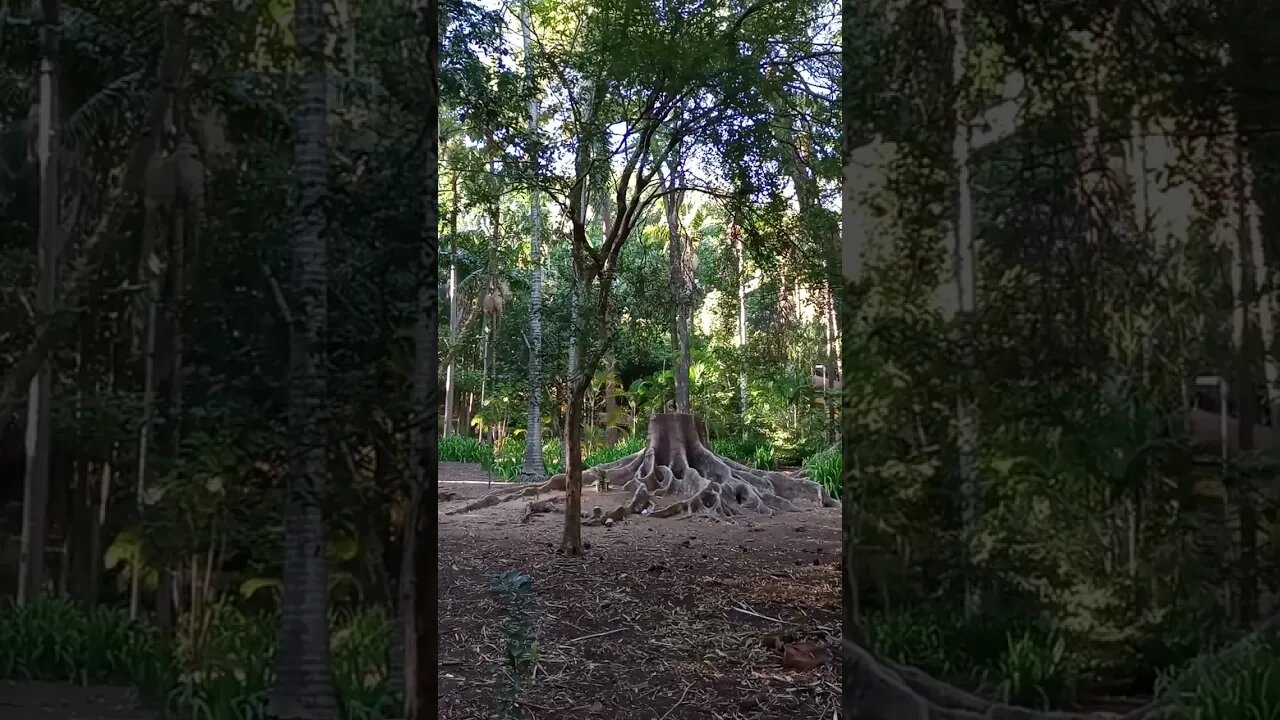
62, 68, 147, 145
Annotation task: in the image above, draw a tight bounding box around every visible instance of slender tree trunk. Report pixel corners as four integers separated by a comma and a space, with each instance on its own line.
824, 283, 838, 443
518, 1, 545, 481
18, 0, 61, 608
267, 0, 337, 714
944, 0, 981, 618
564, 276, 580, 468
443, 167, 460, 436
732, 223, 748, 426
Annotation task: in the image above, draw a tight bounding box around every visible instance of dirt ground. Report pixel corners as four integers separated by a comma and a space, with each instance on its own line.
0, 682, 156, 720
437, 462, 842, 720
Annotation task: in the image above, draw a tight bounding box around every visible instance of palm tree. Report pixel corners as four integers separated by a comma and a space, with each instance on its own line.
517, 0, 546, 481
265, 0, 338, 715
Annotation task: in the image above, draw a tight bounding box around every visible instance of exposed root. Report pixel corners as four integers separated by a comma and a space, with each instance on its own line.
443, 414, 838, 527
576, 414, 839, 523
846, 639, 1167, 720
846, 611, 1280, 719
521, 496, 563, 523
444, 475, 567, 515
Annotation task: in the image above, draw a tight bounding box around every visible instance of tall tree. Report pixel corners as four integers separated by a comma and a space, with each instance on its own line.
405, 0, 440, 716
943, 0, 980, 618
266, 0, 337, 714
17, 0, 60, 607
517, 0, 546, 481
661, 148, 691, 415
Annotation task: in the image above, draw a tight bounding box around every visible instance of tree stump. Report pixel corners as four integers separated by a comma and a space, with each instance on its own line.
581, 413, 838, 520
446, 413, 838, 521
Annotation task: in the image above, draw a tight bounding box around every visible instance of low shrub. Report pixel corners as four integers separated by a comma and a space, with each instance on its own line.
711, 438, 777, 469
438, 435, 493, 465
1159, 637, 1280, 720
585, 436, 645, 468
801, 444, 840, 498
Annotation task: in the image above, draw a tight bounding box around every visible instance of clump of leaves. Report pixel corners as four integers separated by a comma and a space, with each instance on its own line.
491, 436, 525, 481
438, 435, 493, 465
802, 444, 840, 498
585, 436, 644, 468
1158, 636, 1280, 720
0, 598, 395, 720
990, 630, 1075, 710
541, 439, 565, 475
711, 438, 777, 469
864, 608, 961, 676
0, 596, 172, 700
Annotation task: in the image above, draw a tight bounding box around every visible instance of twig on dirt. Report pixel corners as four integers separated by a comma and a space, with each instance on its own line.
657, 682, 694, 720
562, 627, 630, 645
728, 602, 791, 625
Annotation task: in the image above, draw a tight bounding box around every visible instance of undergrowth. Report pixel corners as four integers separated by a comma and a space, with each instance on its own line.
0, 596, 395, 720
442, 434, 835, 484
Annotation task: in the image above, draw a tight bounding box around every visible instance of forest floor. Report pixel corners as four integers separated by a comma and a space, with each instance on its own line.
0, 681, 157, 720
437, 461, 842, 720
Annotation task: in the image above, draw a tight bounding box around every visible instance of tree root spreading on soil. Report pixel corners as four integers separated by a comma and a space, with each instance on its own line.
445, 413, 838, 523
846, 611, 1280, 720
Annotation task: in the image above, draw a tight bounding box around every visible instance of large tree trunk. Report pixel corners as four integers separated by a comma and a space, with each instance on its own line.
662, 160, 691, 415
18, 0, 60, 607
403, 9, 440, 709
403, 7, 440, 717
517, 0, 546, 482
267, 0, 337, 715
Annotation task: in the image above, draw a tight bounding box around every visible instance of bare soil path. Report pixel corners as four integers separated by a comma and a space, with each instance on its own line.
438, 462, 842, 720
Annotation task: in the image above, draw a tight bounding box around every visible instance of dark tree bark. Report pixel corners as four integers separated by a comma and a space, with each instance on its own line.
266, 0, 338, 714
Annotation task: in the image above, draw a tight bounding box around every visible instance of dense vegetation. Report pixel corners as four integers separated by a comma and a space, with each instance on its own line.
1, 0, 839, 717
842, 0, 1280, 717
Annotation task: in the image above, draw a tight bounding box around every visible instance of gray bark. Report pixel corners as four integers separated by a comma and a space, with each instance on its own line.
944, 0, 981, 618
443, 167, 460, 435
18, 0, 60, 607
662, 159, 691, 415
518, 0, 545, 480
266, 0, 338, 714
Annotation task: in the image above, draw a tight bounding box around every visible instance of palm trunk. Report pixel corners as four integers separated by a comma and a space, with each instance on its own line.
518, 1, 545, 480
267, 0, 338, 714
18, 0, 61, 608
